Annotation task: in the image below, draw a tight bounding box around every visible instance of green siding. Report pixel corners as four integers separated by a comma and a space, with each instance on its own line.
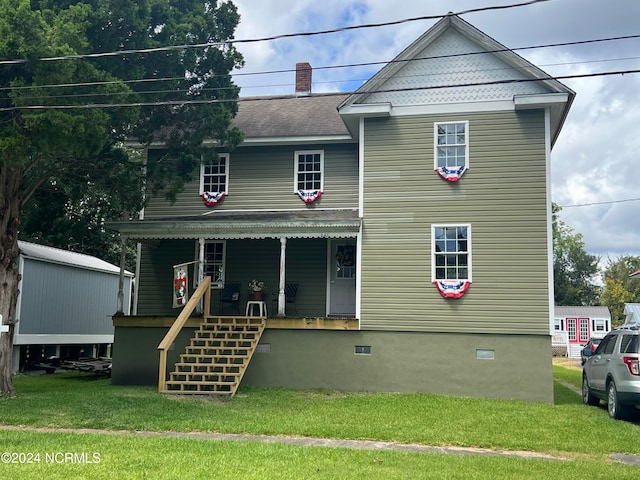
361, 110, 550, 334
144, 143, 358, 218
137, 240, 195, 315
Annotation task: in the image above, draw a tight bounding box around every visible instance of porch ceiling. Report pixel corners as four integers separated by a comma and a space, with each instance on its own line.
108, 209, 362, 240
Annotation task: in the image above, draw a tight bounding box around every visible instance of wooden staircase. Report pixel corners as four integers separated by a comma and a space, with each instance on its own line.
161, 316, 266, 397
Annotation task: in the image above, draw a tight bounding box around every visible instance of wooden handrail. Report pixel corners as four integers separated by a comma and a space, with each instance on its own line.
157, 276, 211, 391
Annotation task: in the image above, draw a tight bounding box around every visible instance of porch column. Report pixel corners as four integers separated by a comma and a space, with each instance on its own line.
116, 232, 128, 315
278, 237, 287, 316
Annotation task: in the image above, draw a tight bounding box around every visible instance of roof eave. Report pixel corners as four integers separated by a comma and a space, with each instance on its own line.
108, 217, 362, 240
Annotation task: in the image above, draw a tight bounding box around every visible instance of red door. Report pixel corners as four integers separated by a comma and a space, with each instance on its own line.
567, 318, 590, 343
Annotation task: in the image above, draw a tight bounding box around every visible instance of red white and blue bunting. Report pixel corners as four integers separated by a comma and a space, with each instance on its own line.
436, 165, 466, 182
201, 191, 225, 206
434, 280, 470, 299
297, 189, 322, 203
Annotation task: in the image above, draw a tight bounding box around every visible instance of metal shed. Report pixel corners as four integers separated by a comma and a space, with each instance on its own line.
12, 241, 134, 373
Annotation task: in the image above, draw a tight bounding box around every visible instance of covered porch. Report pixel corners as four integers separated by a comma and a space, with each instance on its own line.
110, 208, 362, 321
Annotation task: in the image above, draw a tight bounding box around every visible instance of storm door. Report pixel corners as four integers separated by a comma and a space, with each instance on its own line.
329, 240, 356, 316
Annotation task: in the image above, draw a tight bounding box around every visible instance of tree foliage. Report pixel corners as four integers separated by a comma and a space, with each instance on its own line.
600, 255, 640, 326
552, 204, 600, 306
0, 0, 244, 394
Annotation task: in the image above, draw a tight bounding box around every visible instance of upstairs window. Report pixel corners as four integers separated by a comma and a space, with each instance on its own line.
200, 152, 229, 206
434, 121, 468, 181
295, 150, 323, 202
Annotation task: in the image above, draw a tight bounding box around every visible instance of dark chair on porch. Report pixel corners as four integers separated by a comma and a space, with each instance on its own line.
272, 282, 299, 317
219, 281, 241, 315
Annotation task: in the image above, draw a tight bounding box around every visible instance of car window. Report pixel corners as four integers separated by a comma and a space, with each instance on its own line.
594, 335, 611, 354
595, 334, 617, 355
602, 334, 617, 354
620, 335, 639, 354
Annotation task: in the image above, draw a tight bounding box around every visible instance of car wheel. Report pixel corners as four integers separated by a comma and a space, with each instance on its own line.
582, 375, 599, 406
607, 380, 628, 420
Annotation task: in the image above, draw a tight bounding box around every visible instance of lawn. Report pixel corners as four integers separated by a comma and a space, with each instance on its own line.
1, 365, 638, 479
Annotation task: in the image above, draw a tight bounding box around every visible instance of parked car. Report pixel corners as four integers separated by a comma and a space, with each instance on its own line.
581, 338, 602, 365
582, 326, 640, 419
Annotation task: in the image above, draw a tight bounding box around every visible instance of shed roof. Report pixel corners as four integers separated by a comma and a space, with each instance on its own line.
18, 241, 133, 276
554, 306, 611, 319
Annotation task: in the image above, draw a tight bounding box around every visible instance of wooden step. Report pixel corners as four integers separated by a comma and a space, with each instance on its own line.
191, 332, 258, 340
163, 383, 236, 394
169, 373, 240, 382
189, 338, 258, 348
174, 363, 241, 373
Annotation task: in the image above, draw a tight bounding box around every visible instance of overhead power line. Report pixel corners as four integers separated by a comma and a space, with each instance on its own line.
0, 0, 550, 65
2, 67, 639, 112
559, 197, 640, 208
3, 31, 640, 101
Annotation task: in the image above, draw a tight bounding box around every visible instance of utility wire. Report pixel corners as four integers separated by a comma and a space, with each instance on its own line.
0, 0, 550, 65
12, 54, 640, 102
559, 197, 640, 208
3, 32, 639, 100
2, 67, 638, 112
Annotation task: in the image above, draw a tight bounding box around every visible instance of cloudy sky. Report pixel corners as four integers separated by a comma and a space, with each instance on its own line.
231, 0, 640, 264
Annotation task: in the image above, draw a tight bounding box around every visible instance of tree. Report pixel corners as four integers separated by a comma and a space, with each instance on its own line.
552, 204, 600, 306
19, 147, 144, 270
0, 0, 244, 395
600, 255, 640, 326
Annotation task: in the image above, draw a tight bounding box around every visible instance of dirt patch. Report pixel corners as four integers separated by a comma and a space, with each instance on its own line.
553, 357, 582, 370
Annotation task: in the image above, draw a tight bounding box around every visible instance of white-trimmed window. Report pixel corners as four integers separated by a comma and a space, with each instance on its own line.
294, 150, 323, 192
200, 152, 229, 195
431, 225, 471, 281
202, 240, 226, 288
592, 318, 609, 333
554, 318, 565, 331
434, 121, 469, 169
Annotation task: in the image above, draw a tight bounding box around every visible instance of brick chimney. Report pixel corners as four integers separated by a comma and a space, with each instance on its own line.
295, 62, 312, 95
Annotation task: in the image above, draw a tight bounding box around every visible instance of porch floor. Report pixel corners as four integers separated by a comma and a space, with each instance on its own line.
113, 315, 359, 330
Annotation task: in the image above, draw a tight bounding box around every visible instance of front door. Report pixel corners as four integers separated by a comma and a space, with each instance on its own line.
329, 240, 356, 316
567, 317, 590, 344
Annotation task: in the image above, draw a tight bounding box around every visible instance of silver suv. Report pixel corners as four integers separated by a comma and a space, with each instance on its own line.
582, 326, 640, 419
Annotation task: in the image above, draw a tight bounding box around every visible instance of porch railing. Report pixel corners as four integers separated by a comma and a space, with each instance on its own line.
157, 276, 211, 392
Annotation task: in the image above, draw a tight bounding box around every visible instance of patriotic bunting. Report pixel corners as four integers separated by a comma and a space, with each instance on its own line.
434, 279, 470, 299
201, 191, 225, 206
436, 165, 466, 182
296, 189, 322, 203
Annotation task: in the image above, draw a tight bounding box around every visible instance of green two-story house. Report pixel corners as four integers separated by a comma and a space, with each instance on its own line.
110, 14, 574, 403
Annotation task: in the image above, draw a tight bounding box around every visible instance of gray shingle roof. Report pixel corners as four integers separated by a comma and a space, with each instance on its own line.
233, 94, 351, 138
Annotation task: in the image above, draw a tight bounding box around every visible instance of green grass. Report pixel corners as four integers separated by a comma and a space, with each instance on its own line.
0, 366, 638, 479
553, 364, 583, 390
1, 429, 639, 480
